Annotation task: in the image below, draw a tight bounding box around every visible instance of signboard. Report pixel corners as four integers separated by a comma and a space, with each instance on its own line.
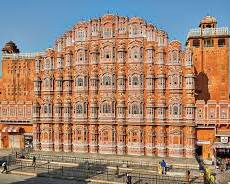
221, 137, 229, 144
196, 140, 210, 145
24, 135, 33, 149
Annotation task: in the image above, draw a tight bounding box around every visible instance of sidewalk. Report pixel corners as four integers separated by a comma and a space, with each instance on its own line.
30, 150, 200, 169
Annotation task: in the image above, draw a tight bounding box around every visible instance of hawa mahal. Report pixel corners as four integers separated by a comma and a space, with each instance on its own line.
0, 14, 229, 159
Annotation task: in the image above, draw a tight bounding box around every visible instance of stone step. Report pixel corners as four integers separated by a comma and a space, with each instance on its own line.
29, 151, 200, 170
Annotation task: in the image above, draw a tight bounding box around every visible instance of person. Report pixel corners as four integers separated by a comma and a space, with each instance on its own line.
161, 160, 167, 175
115, 165, 119, 177
128, 175, 132, 184
32, 156, 36, 167
1, 162, 7, 174
126, 173, 132, 184
186, 170, 190, 183
158, 161, 162, 175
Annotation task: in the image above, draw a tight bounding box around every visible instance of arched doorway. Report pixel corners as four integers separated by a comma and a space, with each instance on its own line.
2, 135, 9, 149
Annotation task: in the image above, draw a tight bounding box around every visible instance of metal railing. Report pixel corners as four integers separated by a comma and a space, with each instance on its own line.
187, 27, 229, 39
8, 160, 204, 184
2, 52, 46, 60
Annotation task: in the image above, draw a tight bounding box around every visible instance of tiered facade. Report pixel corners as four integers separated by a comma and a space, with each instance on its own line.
32, 15, 196, 157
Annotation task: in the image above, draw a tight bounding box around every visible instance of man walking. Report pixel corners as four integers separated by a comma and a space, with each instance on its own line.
32, 156, 36, 167
161, 160, 167, 175
115, 165, 119, 177
1, 162, 7, 174
126, 173, 132, 184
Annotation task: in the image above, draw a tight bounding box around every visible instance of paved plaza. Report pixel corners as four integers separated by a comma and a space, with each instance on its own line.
0, 150, 204, 184
0, 173, 87, 184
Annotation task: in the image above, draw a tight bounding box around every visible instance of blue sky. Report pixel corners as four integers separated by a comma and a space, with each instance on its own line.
0, 0, 230, 73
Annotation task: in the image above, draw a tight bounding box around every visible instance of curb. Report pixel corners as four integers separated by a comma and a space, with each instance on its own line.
10, 170, 37, 176
9, 171, 125, 184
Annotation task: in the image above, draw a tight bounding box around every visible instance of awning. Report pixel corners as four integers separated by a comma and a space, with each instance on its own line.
214, 142, 230, 149
216, 131, 230, 137
1, 126, 22, 133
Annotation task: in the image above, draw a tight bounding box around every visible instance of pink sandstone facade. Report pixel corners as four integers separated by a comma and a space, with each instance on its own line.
32, 14, 195, 158
0, 14, 229, 159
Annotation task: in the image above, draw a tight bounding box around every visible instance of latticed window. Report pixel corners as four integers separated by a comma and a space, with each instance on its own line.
35, 59, 40, 72
77, 50, 86, 63
57, 57, 63, 69
173, 105, 179, 115
132, 25, 139, 35
102, 102, 111, 113
129, 103, 142, 114
147, 49, 153, 60
129, 131, 138, 142
102, 131, 109, 142
55, 106, 62, 114
102, 75, 111, 86
132, 104, 139, 114
220, 108, 227, 119
77, 29, 85, 41
45, 58, 51, 70
76, 129, 82, 141
44, 104, 51, 114
76, 104, 83, 114
103, 27, 112, 38
172, 50, 178, 62
132, 75, 139, 86
77, 78, 83, 86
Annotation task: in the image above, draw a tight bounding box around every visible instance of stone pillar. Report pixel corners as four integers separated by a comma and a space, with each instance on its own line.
117, 125, 126, 155
63, 123, 72, 152
40, 124, 53, 151
184, 126, 196, 158
33, 123, 41, 151
145, 126, 156, 156
89, 124, 98, 153
53, 123, 62, 152
155, 126, 166, 157
167, 126, 184, 158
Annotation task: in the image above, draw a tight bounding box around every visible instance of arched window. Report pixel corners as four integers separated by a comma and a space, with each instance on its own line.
45, 58, 51, 70
172, 75, 178, 85
173, 105, 179, 115
44, 105, 48, 114
130, 46, 139, 59
102, 102, 111, 113
129, 130, 138, 142
132, 104, 139, 114
171, 50, 179, 64
132, 75, 139, 86
44, 78, 49, 88
77, 50, 85, 63
132, 25, 139, 35
102, 131, 109, 141
76, 129, 82, 141
44, 78, 52, 89
35, 59, 40, 72
104, 49, 111, 59
77, 77, 83, 86
77, 29, 85, 41
44, 104, 51, 114
76, 103, 83, 114
103, 75, 111, 86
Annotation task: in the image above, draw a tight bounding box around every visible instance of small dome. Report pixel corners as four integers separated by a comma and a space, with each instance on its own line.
2, 41, 19, 54
200, 16, 217, 25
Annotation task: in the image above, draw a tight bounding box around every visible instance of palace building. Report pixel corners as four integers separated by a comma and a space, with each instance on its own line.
0, 14, 229, 159
0, 41, 34, 149
187, 16, 230, 159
